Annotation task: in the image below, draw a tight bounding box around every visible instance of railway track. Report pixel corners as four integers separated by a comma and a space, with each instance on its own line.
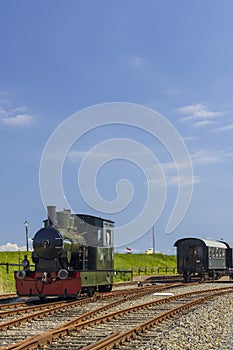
0, 283, 183, 349
0, 294, 19, 304
0, 283, 232, 349
0, 281, 181, 318
0, 294, 18, 299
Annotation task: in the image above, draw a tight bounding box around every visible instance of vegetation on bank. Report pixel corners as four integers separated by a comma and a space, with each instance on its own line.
0, 251, 177, 293
0, 251, 32, 293
114, 253, 177, 282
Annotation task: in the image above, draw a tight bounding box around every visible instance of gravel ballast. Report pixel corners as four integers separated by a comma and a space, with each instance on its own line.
121, 283, 233, 350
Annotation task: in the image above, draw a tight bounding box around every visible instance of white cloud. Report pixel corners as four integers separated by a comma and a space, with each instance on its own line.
194, 120, 216, 127
191, 148, 233, 164
148, 161, 197, 187
0, 237, 33, 251
0, 242, 25, 251
0, 99, 36, 127
1, 114, 34, 126
166, 175, 200, 186
0, 107, 7, 115
177, 103, 225, 123
212, 124, 233, 132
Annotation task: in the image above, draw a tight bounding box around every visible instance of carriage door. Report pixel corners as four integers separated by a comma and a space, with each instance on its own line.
194, 246, 203, 267
187, 246, 203, 268
186, 247, 195, 268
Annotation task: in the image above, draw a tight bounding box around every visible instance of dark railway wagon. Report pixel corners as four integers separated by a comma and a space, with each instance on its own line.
15, 206, 114, 298
174, 237, 229, 281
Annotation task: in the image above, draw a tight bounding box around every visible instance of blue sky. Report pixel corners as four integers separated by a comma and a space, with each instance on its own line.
0, 1, 233, 254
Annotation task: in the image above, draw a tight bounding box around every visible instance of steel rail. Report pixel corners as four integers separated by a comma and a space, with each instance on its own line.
0, 283, 182, 331
5, 285, 233, 350
0, 298, 81, 318
0, 283, 184, 350
0, 295, 96, 331
0, 294, 17, 299
80, 288, 233, 350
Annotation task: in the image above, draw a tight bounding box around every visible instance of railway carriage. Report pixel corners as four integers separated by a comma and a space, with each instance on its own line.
15, 206, 114, 298
174, 237, 230, 281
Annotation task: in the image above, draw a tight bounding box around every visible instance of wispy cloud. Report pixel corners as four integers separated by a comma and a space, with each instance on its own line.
177, 103, 226, 124
1, 114, 34, 126
0, 101, 36, 126
191, 148, 233, 164
212, 124, 233, 132
194, 120, 216, 127
166, 175, 200, 186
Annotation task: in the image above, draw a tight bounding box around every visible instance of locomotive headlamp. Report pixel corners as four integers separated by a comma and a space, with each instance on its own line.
43, 240, 50, 248
16, 270, 26, 280
58, 269, 69, 280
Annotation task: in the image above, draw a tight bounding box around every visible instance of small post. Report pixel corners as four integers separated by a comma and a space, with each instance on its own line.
24, 220, 29, 252
18, 249, 21, 268
152, 226, 155, 254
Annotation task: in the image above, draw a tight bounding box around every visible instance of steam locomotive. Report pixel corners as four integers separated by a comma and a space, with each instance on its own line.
15, 206, 114, 298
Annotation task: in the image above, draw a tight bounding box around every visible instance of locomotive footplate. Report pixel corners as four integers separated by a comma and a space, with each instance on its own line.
14, 271, 82, 298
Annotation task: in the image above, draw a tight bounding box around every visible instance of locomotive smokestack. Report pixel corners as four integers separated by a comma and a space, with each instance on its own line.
47, 206, 56, 226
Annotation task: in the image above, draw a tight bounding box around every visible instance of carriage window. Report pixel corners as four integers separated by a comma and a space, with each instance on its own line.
189, 247, 194, 255
195, 246, 203, 256
216, 248, 219, 258
212, 248, 216, 258
222, 249, 225, 258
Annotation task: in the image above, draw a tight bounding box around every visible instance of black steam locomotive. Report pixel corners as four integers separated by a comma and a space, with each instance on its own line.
15, 206, 114, 298
174, 237, 233, 281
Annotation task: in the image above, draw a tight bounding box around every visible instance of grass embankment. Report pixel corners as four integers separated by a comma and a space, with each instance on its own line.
114, 253, 177, 281
0, 251, 32, 293
0, 252, 176, 293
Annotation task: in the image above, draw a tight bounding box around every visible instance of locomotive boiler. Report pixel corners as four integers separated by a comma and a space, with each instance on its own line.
15, 206, 114, 298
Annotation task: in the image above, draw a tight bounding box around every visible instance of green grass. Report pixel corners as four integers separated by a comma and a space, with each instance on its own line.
0, 252, 177, 293
114, 253, 177, 282
0, 251, 33, 293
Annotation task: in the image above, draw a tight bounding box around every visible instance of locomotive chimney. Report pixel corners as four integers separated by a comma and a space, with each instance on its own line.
47, 206, 56, 226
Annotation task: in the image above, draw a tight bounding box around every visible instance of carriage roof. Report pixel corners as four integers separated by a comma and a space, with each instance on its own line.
174, 237, 227, 249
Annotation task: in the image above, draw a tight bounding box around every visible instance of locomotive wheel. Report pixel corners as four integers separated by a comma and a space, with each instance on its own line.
87, 287, 95, 297
183, 272, 191, 282
98, 284, 113, 292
